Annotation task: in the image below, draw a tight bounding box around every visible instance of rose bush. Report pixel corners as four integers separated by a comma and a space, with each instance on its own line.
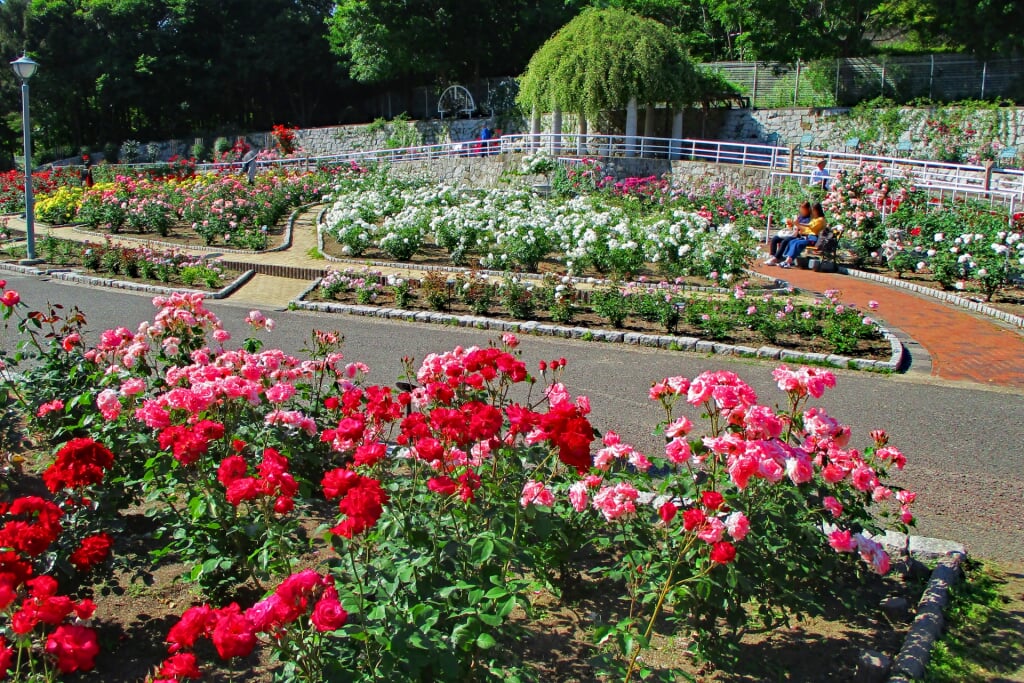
0, 281, 915, 681
321, 169, 760, 278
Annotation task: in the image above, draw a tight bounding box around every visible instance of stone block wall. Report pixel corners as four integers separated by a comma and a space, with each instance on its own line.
718, 107, 1024, 160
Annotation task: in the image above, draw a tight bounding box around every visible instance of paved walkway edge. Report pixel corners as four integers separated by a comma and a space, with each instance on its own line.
0, 261, 255, 300
290, 280, 904, 372
888, 551, 967, 682
835, 265, 1024, 331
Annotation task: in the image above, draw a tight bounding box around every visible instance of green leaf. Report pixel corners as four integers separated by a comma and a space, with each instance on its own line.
475, 632, 497, 649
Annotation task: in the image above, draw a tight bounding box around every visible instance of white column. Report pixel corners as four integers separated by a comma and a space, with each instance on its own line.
577, 116, 587, 156
671, 110, 684, 160
530, 108, 541, 150
552, 108, 562, 155
625, 97, 638, 157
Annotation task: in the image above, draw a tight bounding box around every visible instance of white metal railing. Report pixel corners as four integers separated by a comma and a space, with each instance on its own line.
110, 132, 1024, 202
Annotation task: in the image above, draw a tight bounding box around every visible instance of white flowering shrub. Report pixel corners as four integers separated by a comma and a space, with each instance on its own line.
321, 172, 758, 277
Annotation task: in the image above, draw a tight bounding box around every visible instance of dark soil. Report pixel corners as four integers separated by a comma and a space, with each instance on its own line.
308, 289, 892, 361
320, 239, 776, 291
42, 218, 288, 252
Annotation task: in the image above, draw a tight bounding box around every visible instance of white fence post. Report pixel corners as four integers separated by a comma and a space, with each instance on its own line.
793, 60, 801, 106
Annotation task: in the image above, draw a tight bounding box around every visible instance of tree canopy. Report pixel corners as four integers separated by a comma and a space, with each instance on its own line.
0, 0, 1020, 161
518, 8, 699, 117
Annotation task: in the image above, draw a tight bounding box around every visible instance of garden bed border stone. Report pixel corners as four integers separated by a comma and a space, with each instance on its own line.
886, 550, 966, 682
0, 260, 255, 300
837, 265, 1024, 331
291, 278, 904, 372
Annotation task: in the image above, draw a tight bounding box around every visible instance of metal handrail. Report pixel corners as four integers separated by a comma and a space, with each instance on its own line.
110, 132, 1024, 201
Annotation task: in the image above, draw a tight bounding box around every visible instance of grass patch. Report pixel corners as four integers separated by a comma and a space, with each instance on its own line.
306, 246, 325, 260
924, 560, 1024, 682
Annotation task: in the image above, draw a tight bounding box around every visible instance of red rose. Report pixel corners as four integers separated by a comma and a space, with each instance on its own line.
0, 636, 13, 676
322, 468, 359, 500
682, 508, 706, 531
217, 456, 248, 487
701, 490, 725, 511
225, 478, 258, 506
310, 598, 348, 632
42, 438, 114, 493
69, 533, 113, 573
211, 605, 257, 660
658, 501, 678, 524
160, 652, 202, 679
44, 624, 100, 673
709, 541, 737, 565
167, 605, 217, 652
427, 476, 457, 497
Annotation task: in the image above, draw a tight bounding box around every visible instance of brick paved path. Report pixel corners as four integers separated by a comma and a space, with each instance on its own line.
752, 262, 1024, 390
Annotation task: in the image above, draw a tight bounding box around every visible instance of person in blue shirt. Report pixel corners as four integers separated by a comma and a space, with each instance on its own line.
811, 159, 830, 189
479, 124, 493, 156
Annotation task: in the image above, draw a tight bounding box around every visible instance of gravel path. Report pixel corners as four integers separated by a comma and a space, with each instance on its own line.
3, 273, 1022, 561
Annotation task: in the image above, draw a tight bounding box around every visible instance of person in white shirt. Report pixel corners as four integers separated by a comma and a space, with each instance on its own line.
811, 159, 830, 190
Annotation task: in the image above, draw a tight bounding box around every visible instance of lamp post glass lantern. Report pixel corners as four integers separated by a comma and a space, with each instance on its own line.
11, 55, 40, 263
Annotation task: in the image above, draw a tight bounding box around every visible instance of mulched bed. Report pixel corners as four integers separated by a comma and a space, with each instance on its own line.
307, 289, 892, 361
55, 220, 288, 252
0, 254, 247, 293
320, 239, 777, 291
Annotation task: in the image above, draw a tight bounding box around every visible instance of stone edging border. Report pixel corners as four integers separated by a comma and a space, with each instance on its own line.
291, 279, 903, 372
62, 203, 315, 256
887, 551, 966, 682
0, 261, 255, 300
314, 219, 786, 293
836, 265, 1024, 331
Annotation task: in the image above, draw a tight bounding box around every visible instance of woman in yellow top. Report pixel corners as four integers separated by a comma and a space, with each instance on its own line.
779, 203, 826, 268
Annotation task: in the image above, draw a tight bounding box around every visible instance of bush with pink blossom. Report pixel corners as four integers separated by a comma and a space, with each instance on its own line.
0, 283, 916, 681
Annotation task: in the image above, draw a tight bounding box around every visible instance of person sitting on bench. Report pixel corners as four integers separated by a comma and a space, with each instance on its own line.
779, 203, 827, 268
766, 201, 811, 265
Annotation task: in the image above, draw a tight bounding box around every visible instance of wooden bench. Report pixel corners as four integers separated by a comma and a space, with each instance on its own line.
803, 227, 843, 272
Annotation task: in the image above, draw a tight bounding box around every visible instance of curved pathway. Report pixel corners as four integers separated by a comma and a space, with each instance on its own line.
3, 274, 1023, 562
11, 211, 1024, 389
751, 262, 1024, 390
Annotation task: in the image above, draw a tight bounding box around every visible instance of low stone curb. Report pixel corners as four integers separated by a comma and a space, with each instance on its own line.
836, 265, 1024, 331
291, 285, 903, 372
887, 551, 966, 682
63, 203, 314, 256
0, 261, 255, 300
317, 222, 789, 294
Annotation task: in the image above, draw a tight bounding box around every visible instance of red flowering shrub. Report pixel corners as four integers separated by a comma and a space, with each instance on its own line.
271, 124, 299, 155
160, 570, 342, 678
68, 533, 113, 573
42, 438, 115, 494
0, 286, 919, 681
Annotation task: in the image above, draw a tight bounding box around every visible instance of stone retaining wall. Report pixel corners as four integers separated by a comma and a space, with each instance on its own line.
718, 107, 1024, 160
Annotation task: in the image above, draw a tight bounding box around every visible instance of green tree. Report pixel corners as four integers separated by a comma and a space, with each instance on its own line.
518, 7, 699, 118
327, 0, 580, 83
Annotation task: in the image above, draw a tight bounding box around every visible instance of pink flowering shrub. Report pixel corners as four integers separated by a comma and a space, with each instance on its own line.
1, 285, 915, 681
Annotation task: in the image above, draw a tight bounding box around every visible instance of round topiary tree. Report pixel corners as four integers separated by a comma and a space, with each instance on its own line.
518, 7, 699, 151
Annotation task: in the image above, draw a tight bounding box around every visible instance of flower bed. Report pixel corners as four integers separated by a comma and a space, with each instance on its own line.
308, 268, 890, 358
319, 168, 763, 280
0, 280, 918, 681
0, 167, 81, 214
771, 164, 1024, 309
2, 234, 239, 292
29, 167, 347, 250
